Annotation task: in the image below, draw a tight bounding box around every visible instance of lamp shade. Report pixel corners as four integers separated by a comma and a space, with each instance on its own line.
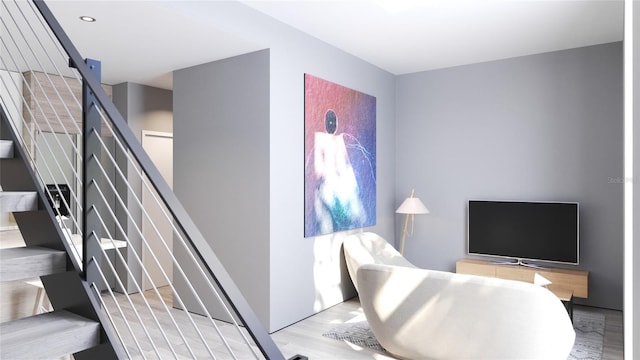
396, 197, 429, 214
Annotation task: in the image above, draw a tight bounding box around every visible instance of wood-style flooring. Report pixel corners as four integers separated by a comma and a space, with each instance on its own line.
95, 269, 625, 359
0, 230, 625, 359
273, 295, 624, 360
118, 286, 623, 359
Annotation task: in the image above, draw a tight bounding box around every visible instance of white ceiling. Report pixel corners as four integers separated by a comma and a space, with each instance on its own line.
46, 0, 623, 89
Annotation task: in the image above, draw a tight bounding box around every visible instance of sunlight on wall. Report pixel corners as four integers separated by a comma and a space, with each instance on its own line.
313, 232, 352, 312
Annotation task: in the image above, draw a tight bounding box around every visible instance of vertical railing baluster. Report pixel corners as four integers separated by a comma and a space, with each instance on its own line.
81, 58, 102, 282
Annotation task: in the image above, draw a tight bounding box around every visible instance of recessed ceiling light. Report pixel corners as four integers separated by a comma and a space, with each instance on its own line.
79, 16, 96, 23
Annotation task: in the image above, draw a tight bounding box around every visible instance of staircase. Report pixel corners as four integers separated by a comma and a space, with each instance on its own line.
1, 1, 292, 359
0, 122, 120, 358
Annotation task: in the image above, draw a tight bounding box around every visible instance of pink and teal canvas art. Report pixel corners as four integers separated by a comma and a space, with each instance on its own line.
304, 74, 376, 237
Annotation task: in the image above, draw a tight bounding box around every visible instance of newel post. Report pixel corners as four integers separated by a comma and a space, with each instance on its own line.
81, 58, 102, 283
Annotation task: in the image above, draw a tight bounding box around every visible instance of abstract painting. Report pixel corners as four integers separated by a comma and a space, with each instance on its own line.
304, 74, 376, 237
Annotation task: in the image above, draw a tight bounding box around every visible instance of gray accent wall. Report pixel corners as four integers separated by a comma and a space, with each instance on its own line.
113, 83, 173, 135
168, 0, 624, 331
633, 0, 639, 353
112, 82, 173, 293
396, 42, 623, 310
171, 2, 396, 332
265, 19, 396, 334
173, 50, 271, 326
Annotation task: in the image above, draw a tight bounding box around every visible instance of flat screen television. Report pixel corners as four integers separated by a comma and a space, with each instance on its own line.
467, 200, 579, 265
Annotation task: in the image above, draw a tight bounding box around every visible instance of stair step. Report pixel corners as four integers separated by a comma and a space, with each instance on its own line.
0, 310, 100, 359
0, 140, 13, 158
0, 246, 66, 282
0, 191, 38, 212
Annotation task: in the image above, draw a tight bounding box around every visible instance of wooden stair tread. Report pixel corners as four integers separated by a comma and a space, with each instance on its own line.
0, 246, 66, 282
0, 191, 38, 212
0, 140, 13, 158
0, 310, 100, 359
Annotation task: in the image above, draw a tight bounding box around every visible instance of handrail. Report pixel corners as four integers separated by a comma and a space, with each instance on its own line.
1, 1, 288, 358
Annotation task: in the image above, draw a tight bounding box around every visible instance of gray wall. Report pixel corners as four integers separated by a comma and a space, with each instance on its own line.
265, 17, 396, 333
173, 50, 271, 326
112, 82, 173, 293
114, 83, 173, 136
396, 42, 624, 310
633, 0, 639, 354
170, 2, 396, 332
168, 0, 623, 330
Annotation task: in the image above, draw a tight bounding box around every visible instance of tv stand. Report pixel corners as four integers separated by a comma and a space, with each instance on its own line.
456, 259, 589, 299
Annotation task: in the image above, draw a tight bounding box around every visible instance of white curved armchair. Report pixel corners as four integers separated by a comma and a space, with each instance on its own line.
343, 232, 576, 360
343, 232, 415, 291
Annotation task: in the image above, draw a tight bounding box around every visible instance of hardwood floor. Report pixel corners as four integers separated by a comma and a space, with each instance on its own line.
272, 296, 396, 360
97, 285, 395, 359
0, 229, 626, 359
128, 286, 624, 360
600, 306, 625, 360
274, 297, 625, 360
102, 285, 397, 359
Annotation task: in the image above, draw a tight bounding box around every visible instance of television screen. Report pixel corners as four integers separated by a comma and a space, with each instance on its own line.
467, 200, 579, 265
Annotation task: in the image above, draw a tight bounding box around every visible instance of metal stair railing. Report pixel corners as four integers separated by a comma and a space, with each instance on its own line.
0, 0, 287, 358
